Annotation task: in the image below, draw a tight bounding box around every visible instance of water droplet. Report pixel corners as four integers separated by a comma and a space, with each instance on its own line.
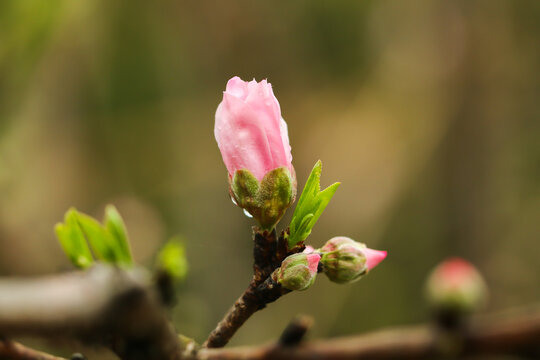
230, 196, 238, 206
243, 209, 253, 218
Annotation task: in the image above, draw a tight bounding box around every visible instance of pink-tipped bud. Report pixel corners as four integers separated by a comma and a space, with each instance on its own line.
275, 253, 320, 291
425, 257, 488, 313
215, 77, 297, 229
320, 236, 387, 284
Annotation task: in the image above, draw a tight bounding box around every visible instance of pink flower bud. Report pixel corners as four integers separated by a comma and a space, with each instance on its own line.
215, 76, 293, 181
276, 253, 320, 291
320, 237, 387, 284
426, 257, 488, 312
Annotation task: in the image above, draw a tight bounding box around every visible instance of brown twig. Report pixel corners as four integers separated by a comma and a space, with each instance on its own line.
0, 266, 539, 359
198, 305, 540, 359
203, 228, 300, 348
0, 340, 66, 360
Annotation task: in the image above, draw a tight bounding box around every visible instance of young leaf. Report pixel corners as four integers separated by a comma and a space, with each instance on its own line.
55, 209, 94, 269
104, 204, 133, 265
156, 238, 188, 282
288, 161, 340, 248
75, 211, 119, 263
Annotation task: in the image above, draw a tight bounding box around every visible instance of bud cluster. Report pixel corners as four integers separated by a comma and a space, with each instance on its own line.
214, 77, 388, 295
275, 237, 387, 291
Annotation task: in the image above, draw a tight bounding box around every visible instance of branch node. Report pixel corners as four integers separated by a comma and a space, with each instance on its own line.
278, 315, 313, 347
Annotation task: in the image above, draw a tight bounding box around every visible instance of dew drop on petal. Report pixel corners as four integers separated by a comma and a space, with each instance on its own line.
243, 209, 253, 218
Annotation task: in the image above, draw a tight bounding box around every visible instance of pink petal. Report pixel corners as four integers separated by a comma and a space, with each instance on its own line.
307, 253, 321, 274
279, 118, 293, 168
243, 80, 289, 171
215, 76, 293, 181
364, 248, 387, 271
215, 93, 273, 180
225, 76, 248, 100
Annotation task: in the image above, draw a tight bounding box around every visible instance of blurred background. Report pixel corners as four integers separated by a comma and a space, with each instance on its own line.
1, 0, 539, 357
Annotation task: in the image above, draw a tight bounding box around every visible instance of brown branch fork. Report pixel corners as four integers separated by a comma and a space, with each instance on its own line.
203, 227, 301, 348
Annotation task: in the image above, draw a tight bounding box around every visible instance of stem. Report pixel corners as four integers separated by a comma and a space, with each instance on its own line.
199, 305, 540, 359
203, 227, 297, 348
202, 281, 260, 348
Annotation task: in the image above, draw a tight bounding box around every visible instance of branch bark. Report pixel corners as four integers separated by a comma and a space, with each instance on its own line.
0, 340, 67, 360
198, 306, 540, 359
0, 265, 181, 360
0, 265, 539, 359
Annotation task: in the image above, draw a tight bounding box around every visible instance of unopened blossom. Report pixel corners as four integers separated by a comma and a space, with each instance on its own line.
425, 257, 487, 312
214, 76, 296, 229
320, 236, 387, 284
276, 253, 320, 291
215, 76, 293, 181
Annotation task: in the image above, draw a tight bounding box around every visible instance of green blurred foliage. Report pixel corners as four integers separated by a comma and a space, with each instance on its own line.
56, 206, 133, 267
156, 237, 188, 282
0, 1, 539, 357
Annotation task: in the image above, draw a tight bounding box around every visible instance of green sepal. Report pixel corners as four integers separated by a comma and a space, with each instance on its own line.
320, 251, 367, 284
156, 238, 188, 282
231, 167, 295, 230
288, 160, 340, 248
55, 208, 94, 269
104, 205, 133, 265
231, 169, 260, 209
276, 253, 317, 291
256, 167, 294, 229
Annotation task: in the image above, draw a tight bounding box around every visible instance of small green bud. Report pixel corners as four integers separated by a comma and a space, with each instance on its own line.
230, 167, 296, 230
156, 238, 188, 282
320, 237, 387, 284
275, 253, 320, 291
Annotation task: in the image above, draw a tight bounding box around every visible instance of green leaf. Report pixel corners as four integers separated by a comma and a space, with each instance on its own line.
55, 209, 94, 269
156, 238, 188, 282
288, 161, 340, 248
55, 206, 135, 268
104, 204, 133, 265
75, 211, 119, 264
293, 213, 314, 245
